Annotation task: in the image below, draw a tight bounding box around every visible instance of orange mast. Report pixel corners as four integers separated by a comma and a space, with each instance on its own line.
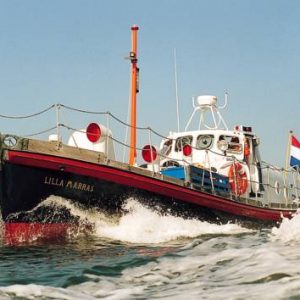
129, 25, 139, 165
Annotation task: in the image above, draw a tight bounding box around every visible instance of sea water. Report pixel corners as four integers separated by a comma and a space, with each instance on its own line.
1, 197, 300, 299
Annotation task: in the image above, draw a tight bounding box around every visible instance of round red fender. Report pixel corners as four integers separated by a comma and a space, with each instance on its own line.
228, 162, 248, 196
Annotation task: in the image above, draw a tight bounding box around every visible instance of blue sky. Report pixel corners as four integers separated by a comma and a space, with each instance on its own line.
0, 0, 299, 166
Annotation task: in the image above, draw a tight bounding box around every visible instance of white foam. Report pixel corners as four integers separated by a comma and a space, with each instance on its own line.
0, 284, 93, 300
270, 210, 300, 243
3, 196, 252, 244
93, 198, 252, 244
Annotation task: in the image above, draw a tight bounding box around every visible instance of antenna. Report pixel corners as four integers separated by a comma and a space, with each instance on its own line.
174, 48, 180, 132
219, 91, 228, 110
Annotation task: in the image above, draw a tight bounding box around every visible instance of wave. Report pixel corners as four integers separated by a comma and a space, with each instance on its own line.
1, 196, 252, 244
0, 284, 79, 300
92, 198, 252, 243
270, 209, 300, 243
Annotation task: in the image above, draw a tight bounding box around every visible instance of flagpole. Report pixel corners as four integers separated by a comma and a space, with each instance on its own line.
285, 130, 293, 171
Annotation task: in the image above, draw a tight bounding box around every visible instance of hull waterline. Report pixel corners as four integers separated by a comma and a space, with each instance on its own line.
0, 149, 296, 243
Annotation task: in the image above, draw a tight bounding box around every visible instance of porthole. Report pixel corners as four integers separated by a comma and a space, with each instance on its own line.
3, 135, 17, 148
274, 181, 280, 195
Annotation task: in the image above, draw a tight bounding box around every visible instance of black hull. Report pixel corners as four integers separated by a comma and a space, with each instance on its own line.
0, 162, 220, 223
0, 160, 280, 229
1, 162, 126, 222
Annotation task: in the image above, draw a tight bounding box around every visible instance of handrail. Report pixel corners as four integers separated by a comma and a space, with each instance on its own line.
1, 102, 300, 205
59, 124, 300, 197
0, 102, 295, 170
25, 126, 58, 137
0, 104, 55, 119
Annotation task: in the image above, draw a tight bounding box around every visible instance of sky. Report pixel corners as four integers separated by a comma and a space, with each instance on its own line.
0, 0, 299, 166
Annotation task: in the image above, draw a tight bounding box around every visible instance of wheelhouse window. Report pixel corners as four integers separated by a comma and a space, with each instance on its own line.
175, 135, 193, 152
196, 134, 214, 150
218, 135, 242, 153
161, 139, 172, 157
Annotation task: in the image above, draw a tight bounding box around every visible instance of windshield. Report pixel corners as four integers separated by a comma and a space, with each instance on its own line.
196, 134, 214, 150
218, 135, 242, 153
161, 139, 172, 157
175, 136, 193, 152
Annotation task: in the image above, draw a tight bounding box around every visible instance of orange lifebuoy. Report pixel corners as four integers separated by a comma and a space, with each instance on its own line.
228, 163, 248, 196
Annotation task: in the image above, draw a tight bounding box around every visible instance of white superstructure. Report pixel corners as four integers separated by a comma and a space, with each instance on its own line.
140, 94, 299, 206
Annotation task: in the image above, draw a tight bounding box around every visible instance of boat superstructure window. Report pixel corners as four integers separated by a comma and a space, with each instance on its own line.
196, 134, 214, 150
161, 139, 172, 157
175, 135, 193, 152
218, 135, 242, 153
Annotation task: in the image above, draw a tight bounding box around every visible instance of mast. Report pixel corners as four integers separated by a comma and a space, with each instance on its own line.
129, 25, 139, 166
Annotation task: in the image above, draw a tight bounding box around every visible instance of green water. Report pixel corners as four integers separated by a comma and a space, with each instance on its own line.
1, 200, 300, 299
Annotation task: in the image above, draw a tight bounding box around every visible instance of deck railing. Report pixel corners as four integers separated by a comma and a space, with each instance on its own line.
0, 103, 299, 207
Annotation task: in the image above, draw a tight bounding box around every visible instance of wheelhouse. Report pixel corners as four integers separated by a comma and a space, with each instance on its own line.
159, 130, 254, 172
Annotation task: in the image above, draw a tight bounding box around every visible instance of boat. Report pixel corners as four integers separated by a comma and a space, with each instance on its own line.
1, 26, 300, 243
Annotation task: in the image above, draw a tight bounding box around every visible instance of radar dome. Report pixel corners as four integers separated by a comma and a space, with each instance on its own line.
197, 95, 217, 107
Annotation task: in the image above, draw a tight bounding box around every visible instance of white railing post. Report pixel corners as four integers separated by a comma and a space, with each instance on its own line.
55, 103, 61, 144
148, 128, 155, 173
207, 150, 214, 192
267, 165, 270, 205
282, 169, 288, 205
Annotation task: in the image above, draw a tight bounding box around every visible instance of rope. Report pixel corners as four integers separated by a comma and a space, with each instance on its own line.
59, 104, 108, 115
25, 126, 57, 137
60, 104, 167, 133
0, 104, 55, 119
23, 122, 300, 201
0, 102, 297, 177
107, 112, 150, 130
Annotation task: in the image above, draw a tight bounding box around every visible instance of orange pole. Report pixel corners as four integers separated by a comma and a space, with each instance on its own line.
129, 25, 139, 165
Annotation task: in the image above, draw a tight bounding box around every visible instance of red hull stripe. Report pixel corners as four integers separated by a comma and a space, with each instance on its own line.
7, 150, 294, 222
4, 223, 70, 244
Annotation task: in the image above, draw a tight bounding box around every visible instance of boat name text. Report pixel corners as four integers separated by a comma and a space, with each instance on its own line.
44, 176, 95, 192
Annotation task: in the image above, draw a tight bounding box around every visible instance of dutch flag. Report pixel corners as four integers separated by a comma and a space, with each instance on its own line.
290, 135, 300, 168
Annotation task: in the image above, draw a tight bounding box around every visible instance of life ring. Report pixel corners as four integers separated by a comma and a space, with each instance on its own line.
228, 162, 248, 196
